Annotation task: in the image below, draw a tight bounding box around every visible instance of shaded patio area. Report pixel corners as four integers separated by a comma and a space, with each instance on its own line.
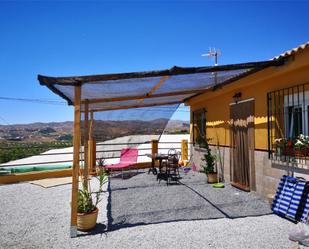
108, 169, 272, 231
37, 60, 284, 236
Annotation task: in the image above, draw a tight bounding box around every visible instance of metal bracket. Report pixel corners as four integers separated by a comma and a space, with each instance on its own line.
70, 226, 77, 238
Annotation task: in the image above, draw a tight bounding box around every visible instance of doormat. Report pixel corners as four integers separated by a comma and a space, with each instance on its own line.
30, 177, 72, 188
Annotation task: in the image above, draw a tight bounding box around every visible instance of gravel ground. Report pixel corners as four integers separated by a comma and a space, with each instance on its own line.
0, 170, 300, 249
109, 170, 272, 230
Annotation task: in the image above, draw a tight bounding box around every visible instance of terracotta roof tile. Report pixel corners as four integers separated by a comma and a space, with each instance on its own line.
273, 41, 309, 60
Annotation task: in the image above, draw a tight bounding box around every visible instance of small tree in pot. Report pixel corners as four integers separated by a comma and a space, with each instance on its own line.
200, 139, 217, 183
77, 167, 108, 231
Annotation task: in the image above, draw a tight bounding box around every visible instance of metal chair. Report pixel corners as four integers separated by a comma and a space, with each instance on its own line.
157, 149, 181, 185
166, 149, 180, 184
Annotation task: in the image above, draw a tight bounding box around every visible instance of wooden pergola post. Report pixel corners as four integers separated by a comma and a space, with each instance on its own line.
151, 140, 158, 155
70, 85, 81, 238
181, 139, 188, 162
190, 110, 194, 144
181, 139, 188, 166
88, 111, 96, 173
151, 139, 159, 169
83, 100, 89, 187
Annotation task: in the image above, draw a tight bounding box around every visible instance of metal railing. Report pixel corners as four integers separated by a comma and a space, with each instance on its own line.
0, 140, 190, 168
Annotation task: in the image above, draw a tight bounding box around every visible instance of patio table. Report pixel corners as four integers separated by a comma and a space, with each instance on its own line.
146, 153, 168, 175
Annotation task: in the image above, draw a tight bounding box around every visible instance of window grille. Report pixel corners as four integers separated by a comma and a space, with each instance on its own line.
268, 83, 309, 163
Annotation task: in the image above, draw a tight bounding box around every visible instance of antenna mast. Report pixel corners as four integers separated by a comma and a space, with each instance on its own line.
202, 48, 222, 85
202, 47, 221, 66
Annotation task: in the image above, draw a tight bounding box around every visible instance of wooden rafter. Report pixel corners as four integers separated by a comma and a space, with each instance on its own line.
89, 100, 182, 112
138, 75, 169, 104
81, 88, 205, 105
147, 75, 169, 96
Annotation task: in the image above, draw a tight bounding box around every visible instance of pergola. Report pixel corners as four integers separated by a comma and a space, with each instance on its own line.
38, 60, 282, 237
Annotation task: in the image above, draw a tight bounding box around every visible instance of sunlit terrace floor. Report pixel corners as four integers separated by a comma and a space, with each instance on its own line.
0, 169, 300, 249
109, 169, 272, 228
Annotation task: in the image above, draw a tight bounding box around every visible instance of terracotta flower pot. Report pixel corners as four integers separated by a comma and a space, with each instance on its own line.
283, 147, 309, 157
207, 173, 218, 183
77, 208, 99, 231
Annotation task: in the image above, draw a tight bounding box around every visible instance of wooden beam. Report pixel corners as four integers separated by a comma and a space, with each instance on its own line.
88, 139, 95, 174
190, 111, 194, 144
138, 76, 169, 104
83, 100, 89, 188
181, 139, 188, 162
89, 111, 94, 139
0, 169, 72, 184
88, 111, 95, 173
148, 76, 169, 96
151, 140, 158, 155
70, 85, 81, 238
81, 89, 205, 105
91, 100, 182, 112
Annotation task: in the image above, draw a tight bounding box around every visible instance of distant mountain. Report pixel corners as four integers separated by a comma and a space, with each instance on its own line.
0, 119, 189, 142
0, 122, 73, 142
163, 120, 190, 134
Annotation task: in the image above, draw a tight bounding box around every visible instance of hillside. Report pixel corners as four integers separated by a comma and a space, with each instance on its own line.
0, 119, 189, 143
0, 122, 73, 142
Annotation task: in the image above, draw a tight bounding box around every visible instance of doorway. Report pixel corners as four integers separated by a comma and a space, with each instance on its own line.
230, 99, 255, 191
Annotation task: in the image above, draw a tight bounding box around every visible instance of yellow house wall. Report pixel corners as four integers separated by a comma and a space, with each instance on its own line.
188, 49, 309, 150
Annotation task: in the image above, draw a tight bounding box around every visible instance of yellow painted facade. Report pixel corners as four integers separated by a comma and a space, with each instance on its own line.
187, 48, 309, 150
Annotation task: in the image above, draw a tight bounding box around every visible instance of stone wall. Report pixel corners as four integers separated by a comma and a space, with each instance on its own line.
191, 145, 309, 199
255, 151, 309, 198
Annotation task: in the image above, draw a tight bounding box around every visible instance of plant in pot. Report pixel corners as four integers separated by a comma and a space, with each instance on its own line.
77, 167, 108, 231
295, 134, 309, 157
274, 138, 286, 157
200, 139, 217, 184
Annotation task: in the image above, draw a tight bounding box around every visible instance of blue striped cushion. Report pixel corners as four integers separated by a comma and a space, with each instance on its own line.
272, 175, 309, 222
287, 181, 305, 219
272, 175, 297, 216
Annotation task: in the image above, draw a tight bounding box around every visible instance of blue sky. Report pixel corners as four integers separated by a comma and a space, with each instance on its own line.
0, 1, 308, 124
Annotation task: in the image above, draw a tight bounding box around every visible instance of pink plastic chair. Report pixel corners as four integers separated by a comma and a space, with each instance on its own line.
105, 148, 138, 178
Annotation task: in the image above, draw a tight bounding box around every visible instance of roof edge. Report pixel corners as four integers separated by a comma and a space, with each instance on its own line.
273, 41, 309, 60
38, 75, 75, 105
37, 60, 282, 86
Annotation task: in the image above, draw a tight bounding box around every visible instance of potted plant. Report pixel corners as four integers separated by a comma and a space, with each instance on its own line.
294, 134, 309, 157
77, 167, 108, 231
285, 139, 295, 156
274, 138, 286, 156
200, 139, 217, 183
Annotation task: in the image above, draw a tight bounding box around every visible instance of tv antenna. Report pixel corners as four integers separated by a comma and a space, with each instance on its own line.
202, 47, 221, 85
202, 47, 221, 66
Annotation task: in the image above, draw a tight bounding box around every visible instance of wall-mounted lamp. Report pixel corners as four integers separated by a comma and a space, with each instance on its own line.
232, 92, 242, 103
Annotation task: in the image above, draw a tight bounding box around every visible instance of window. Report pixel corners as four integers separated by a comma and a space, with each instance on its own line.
286, 106, 303, 138
193, 109, 206, 146
268, 83, 309, 161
